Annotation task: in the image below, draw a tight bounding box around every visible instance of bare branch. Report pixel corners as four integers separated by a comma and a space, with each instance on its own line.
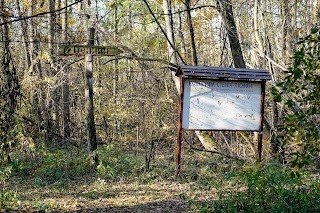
168, 5, 217, 15
0, 0, 83, 26
102, 55, 178, 70
253, 47, 288, 71
0, 106, 80, 148
189, 145, 245, 162
141, 0, 186, 65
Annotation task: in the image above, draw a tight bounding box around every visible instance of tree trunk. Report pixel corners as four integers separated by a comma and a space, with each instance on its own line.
177, 9, 187, 63
280, 0, 289, 59
48, 0, 60, 132
163, 0, 177, 65
254, 0, 264, 60
48, 0, 55, 60
290, 0, 298, 54
56, 0, 61, 51
53, 0, 62, 133
113, 0, 119, 135
162, 0, 179, 91
316, 0, 320, 23
218, 0, 246, 68
185, 0, 198, 66
0, 0, 11, 163
62, 0, 70, 138
29, 0, 45, 120
15, 0, 31, 68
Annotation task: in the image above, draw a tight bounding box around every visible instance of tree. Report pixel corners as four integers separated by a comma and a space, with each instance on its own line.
184, 0, 198, 66
15, 0, 31, 68
0, 0, 20, 164
61, 0, 70, 138
218, 0, 245, 68
47, 0, 60, 133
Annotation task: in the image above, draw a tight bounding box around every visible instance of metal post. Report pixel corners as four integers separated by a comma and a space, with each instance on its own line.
176, 76, 184, 177
258, 80, 266, 161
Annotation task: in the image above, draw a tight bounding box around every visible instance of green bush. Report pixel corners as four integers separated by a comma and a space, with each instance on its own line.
0, 163, 17, 209
273, 27, 320, 169
96, 144, 146, 181
34, 148, 92, 183
193, 164, 320, 212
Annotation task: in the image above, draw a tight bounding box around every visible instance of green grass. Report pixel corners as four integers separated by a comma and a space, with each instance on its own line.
2, 143, 320, 212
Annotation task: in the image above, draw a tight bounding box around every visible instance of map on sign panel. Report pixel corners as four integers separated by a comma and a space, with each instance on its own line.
182, 79, 262, 131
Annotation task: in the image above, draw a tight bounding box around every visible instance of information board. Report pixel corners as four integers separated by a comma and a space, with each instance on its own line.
182, 79, 262, 131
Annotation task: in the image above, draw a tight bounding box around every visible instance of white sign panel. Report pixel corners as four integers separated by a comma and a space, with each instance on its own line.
182, 79, 262, 131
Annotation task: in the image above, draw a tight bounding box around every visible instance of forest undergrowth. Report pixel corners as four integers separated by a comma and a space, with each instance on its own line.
1, 141, 320, 213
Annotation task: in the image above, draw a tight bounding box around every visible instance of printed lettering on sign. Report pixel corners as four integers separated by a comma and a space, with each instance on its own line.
182, 79, 262, 130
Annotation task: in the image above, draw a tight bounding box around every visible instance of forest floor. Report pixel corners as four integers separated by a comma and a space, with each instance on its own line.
2, 143, 320, 212
5, 175, 203, 212
2, 143, 231, 212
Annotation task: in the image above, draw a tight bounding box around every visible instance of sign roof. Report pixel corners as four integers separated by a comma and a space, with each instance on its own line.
176, 65, 272, 81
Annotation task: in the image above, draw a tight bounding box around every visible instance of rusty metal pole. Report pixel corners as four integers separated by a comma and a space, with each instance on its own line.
258, 80, 266, 161
176, 76, 184, 177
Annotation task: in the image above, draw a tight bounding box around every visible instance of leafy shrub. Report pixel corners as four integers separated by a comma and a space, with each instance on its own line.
0, 163, 17, 209
226, 164, 319, 212
35, 148, 92, 182
96, 144, 146, 181
8, 144, 93, 185
193, 164, 320, 212
273, 27, 320, 169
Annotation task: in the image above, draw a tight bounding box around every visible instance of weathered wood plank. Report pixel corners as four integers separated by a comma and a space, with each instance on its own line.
59, 45, 123, 56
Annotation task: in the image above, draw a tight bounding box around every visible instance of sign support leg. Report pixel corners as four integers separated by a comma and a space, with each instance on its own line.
258, 132, 263, 161
176, 77, 184, 177
176, 121, 182, 177
258, 81, 266, 161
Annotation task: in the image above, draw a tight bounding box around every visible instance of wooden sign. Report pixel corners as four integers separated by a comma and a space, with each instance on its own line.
175, 66, 271, 176
59, 45, 123, 56
182, 79, 262, 131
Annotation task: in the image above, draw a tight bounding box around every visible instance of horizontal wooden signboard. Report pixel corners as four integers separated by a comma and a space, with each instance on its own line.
59, 45, 123, 56
182, 79, 262, 131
